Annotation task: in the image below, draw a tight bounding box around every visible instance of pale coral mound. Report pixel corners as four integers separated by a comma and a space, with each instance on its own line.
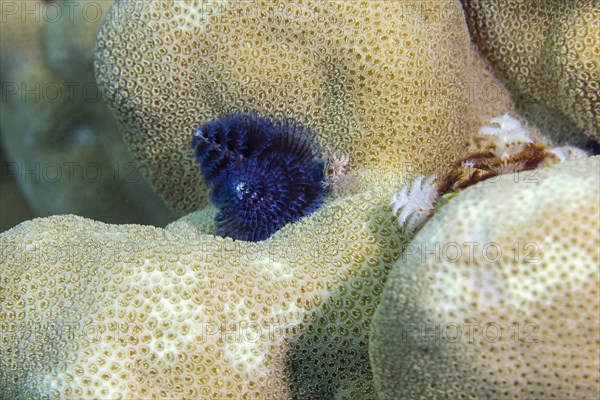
95, 0, 479, 215
0, 185, 402, 399
462, 0, 600, 143
370, 156, 600, 399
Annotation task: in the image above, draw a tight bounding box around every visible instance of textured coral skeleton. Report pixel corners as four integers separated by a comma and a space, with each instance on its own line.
1, 0, 598, 399
5, 0, 477, 395
462, 0, 600, 143
94, 0, 473, 216
373, 156, 600, 399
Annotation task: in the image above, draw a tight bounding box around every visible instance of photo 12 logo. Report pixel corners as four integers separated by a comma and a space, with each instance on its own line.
402, 241, 540, 264
198, 321, 299, 343
400, 321, 539, 344
1, 81, 102, 104
1, 1, 106, 24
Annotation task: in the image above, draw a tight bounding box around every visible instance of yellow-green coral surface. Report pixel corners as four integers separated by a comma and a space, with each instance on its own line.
371, 156, 600, 399
4, 0, 598, 399
462, 0, 600, 143
95, 0, 477, 215
0, 185, 402, 399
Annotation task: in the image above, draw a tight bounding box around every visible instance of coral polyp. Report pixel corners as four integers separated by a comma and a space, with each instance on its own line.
192, 114, 326, 241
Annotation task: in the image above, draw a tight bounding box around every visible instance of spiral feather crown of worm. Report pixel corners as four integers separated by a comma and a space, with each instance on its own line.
192, 114, 326, 241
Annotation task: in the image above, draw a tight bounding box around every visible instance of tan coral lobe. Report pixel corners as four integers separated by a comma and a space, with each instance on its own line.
95, 0, 475, 215
0, 185, 403, 399
371, 156, 600, 399
462, 0, 600, 143
5, 0, 597, 399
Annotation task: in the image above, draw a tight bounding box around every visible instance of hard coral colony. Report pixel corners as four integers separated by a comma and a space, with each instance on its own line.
192, 114, 326, 241
0, 0, 598, 399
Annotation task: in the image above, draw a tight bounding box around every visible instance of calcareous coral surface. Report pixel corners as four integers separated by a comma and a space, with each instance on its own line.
1, 0, 598, 399
371, 156, 600, 399
461, 0, 600, 143
1, 185, 400, 399
95, 0, 479, 215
